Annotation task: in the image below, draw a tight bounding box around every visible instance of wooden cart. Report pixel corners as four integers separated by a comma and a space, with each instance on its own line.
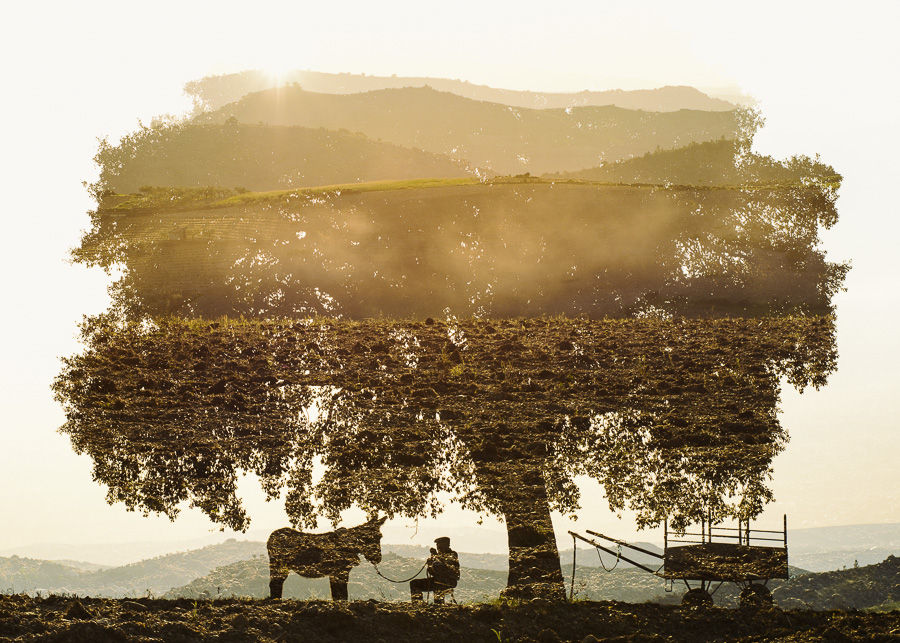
569, 515, 789, 607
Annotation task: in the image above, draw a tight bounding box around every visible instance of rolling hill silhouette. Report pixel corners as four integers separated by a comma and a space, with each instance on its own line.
195, 85, 742, 175
549, 139, 841, 186
185, 70, 740, 113
95, 121, 477, 194
5, 534, 896, 607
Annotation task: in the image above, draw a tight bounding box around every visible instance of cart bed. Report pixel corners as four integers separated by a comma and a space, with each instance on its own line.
665, 542, 788, 582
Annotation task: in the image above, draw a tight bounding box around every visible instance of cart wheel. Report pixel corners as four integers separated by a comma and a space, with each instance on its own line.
682, 588, 713, 607
739, 584, 773, 608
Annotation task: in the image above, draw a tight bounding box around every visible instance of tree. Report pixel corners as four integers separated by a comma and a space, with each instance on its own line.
59, 209, 844, 598
54, 314, 836, 599
73, 180, 845, 321
57, 102, 846, 599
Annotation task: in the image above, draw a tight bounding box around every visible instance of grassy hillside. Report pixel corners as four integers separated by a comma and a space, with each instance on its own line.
0, 557, 87, 594
383, 543, 666, 572
0, 540, 265, 597
787, 523, 900, 572
166, 554, 900, 609
163, 552, 674, 603
92, 121, 477, 195
774, 555, 900, 610
549, 139, 841, 187
8, 539, 896, 609
195, 85, 742, 175
185, 70, 740, 113
74, 540, 267, 598
76, 180, 844, 320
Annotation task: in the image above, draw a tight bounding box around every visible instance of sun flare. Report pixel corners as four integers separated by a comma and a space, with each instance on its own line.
261, 63, 296, 87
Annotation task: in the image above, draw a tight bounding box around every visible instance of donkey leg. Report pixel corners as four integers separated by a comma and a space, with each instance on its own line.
267, 530, 291, 599
329, 571, 349, 601
269, 563, 288, 599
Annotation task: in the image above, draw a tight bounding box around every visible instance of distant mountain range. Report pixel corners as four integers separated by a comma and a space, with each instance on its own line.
0, 536, 226, 568
95, 121, 478, 195
774, 555, 900, 610
93, 71, 756, 195
3, 539, 896, 609
2, 523, 896, 603
161, 552, 677, 604
0, 539, 266, 597
193, 85, 741, 176
547, 139, 840, 187
5, 523, 895, 573
184, 70, 742, 114
787, 523, 900, 572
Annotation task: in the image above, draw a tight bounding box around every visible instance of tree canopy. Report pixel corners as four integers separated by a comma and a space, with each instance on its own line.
75, 180, 846, 321
57, 82, 846, 598
57, 312, 838, 527
54, 313, 837, 597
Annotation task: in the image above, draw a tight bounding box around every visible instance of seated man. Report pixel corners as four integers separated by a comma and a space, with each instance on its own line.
410, 536, 460, 603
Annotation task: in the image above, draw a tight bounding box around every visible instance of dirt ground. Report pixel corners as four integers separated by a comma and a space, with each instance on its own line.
1, 594, 898, 643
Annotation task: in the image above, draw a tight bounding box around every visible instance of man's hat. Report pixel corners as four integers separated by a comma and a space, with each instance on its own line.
434, 536, 451, 547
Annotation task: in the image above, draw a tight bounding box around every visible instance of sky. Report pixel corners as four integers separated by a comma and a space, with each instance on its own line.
1, 1, 898, 561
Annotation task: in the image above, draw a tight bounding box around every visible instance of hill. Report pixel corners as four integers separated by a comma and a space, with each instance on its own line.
774, 555, 900, 610
0, 557, 87, 594
383, 544, 509, 571
195, 85, 742, 175
93, 121, 477, 195
384, 543, 666, 572
162, 552, 676, 604
167, 553, 900, 610
185, 69, 741, 113
7, 523, 893, 574
0, 540, 265, 597
5, 536, 897, 609
547, 139, 840, 186
0, 536, 232, 567
788, 523, 900, 572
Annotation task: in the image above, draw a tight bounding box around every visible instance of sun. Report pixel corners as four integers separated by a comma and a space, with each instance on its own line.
260, 63, 297, 87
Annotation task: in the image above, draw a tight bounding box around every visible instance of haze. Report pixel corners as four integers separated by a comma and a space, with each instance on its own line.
1, 1, 897, 558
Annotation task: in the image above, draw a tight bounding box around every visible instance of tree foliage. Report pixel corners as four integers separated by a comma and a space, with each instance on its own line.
53, 313, 836, 596
73, 181, 847, 322
59, 85, 847, 598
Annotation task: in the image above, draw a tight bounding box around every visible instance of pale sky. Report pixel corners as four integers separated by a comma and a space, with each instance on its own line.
1, 1, 898, 558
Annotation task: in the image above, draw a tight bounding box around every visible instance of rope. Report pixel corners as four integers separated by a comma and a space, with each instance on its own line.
597, 543, 621, 572
371, 561, 429, 584
570, 534, 577, 601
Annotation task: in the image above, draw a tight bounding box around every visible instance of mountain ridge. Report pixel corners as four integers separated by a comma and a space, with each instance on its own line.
195, 85, 742, 175
546, 138, 840, 187
3, 522, 897, 599
184, 69, 742, 114
93, 120, 479, 195
8, 545, 894, 609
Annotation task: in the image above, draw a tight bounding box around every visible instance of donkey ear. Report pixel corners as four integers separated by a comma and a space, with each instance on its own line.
375, 515, 387, 526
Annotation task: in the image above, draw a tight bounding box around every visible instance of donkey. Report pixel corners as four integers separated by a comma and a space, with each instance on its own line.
267, 516, 386, 600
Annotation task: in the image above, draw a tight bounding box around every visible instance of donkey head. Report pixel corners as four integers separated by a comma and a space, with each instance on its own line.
360, 515, 387, 565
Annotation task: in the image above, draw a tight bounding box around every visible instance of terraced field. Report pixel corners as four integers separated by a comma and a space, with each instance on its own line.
77, 179, 842, 320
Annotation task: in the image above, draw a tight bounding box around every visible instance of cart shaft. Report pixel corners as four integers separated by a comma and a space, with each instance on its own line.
568, 531, 663, 576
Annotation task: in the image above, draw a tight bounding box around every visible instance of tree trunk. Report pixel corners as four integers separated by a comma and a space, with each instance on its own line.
479, 460, 567, 601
